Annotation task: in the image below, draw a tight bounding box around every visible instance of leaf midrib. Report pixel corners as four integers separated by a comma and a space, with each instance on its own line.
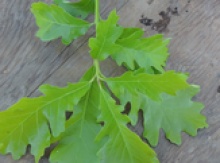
101, 90, 134, 162
39, 16, 89, 28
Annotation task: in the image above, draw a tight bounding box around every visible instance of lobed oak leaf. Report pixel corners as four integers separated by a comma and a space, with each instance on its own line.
89, 10, 169, 72
89, 10, 123, 60
97, 88, 159, 163
106, 70, 189, 102
0, 82, 90, 162
142, 86, 208, 146
31, 2, 91, 45
106, 70, 207, 147
112, 30, 170, 72
50, 82, 103, 163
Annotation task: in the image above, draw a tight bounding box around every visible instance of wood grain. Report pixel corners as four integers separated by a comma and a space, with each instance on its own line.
0, 0, 220, 162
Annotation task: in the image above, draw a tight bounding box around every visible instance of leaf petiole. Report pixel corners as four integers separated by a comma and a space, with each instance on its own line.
93, 59, 106, 83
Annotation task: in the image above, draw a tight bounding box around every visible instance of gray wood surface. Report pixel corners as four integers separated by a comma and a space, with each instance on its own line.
0, 0, 219, 162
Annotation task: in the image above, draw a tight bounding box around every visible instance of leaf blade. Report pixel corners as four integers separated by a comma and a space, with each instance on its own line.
0, 82, 90, 162
142, 86, 208, 146
31, 2, 91, 45
97, 88, 159, 163
89, 10, 123, 60
112, 31, 170, 72
50, 82, 103, 163
106, 71, 189, 101
89, 10, 169, 71
54, 0, 95, 19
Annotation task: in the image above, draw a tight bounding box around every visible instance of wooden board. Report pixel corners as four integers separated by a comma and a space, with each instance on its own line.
0, 0, 220, 162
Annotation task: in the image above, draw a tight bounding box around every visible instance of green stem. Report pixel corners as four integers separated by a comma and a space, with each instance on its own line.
94, 0, 102, 83
94, 59, 101, 76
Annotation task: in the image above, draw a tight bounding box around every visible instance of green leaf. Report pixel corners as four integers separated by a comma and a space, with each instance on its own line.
142, 86, 208, 146
31, 2, 91, 45
89, 10, 123, 60
50, 82, 103, 163
112, 29, 170, 72
106, 71, 189, 102
97, 88, 159, 163
54, 0, 95, 19
0, 82, 90, 162
89, 10, 169, 71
